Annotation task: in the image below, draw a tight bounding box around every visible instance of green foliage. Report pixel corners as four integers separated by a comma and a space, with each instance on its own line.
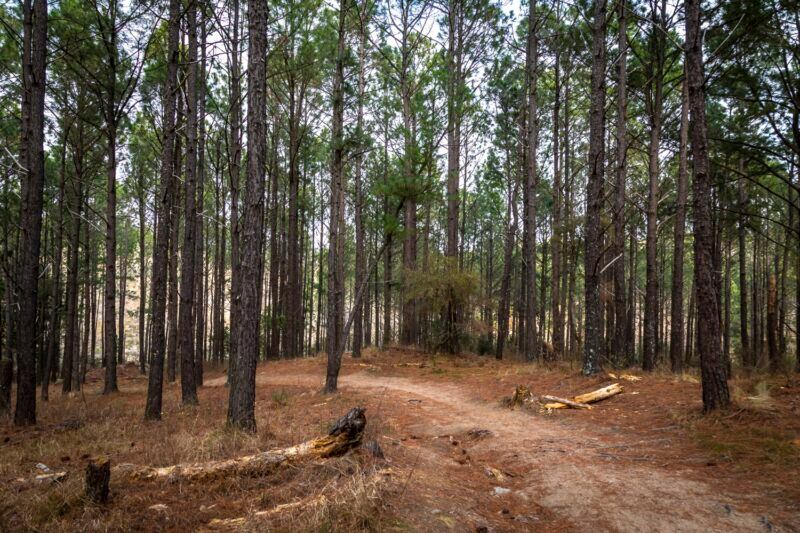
404, 256, 477, 314
404, 256, 478, 352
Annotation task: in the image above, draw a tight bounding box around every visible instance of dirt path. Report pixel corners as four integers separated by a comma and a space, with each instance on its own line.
207, 371, 791, 532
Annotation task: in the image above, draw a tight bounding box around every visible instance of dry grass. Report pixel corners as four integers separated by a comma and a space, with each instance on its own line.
0, 367, 392, 532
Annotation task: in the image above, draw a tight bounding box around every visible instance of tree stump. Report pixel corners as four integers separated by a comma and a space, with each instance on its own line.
85, 456, 111, 504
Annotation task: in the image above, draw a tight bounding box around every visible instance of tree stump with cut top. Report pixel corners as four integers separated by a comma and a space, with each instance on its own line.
85, 456, 111, 504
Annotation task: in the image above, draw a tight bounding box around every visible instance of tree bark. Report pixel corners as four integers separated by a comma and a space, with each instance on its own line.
194, 4, 207, 385
101, 0, 120, 395
63, 180, 82, 395
643, 2, 666, 372
611, 0, 627, 367
685, 0, 730, 410
117, 249, 127, 364
138, 169, 147, 374
144, 0, 180, 420
228, 0, 243, 375
524, 0, 539, 362
353, 20, 368, 359
767, 273, 779, 371
179, 0, 199, 405
14, 0, 47, 426
42, 122, 69, 400
737, 162, 751, 368
324, 0, 348, 393
583, 0, 607, 376
669, 76, 689, 373
227, 0, 267, 431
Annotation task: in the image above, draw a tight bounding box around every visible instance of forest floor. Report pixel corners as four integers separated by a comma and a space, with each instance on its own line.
2, 347, 799, 532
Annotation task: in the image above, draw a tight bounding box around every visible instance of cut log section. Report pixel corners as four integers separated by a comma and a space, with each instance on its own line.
542, 383, 623, 409
539, 395, 592, 409
127, 407, 366, 483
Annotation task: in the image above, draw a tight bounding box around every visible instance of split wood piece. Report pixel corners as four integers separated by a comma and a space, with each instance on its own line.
127, 407, 366, 483
33, 472, 68, 484
539, 395, 592, 409
542, 383, 624, 409
85, 456, 111, 503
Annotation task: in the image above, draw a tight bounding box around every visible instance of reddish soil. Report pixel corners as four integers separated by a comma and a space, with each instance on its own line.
2, 347, 799, 531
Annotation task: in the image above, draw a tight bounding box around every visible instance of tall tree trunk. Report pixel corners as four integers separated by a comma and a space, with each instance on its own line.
400, 8, 417, 346
117, 250, 127, 364
611, 0, 628, 367
42, 123, 69, 400
228, 0, 242, 376
643, 2, 665, 371
551, 20, 564, 358
103, 132, 118, 388
382, 111, 392, 348
14, 0, 47, 426
228, 0, 267, 430
268, 116, 280, 359
138, 172, 147, 374
685, 0, 730, 410
767, 272, 779, 372
194, 3, 207, 385
524, 0, 539, 362
496, 149, 519, 360
353, 22, 368, 359
669, 76, 689, 373
284, 81, 303, 359
583, 0, 607, 376
79, 220, 92, 386
144, 0, 180, 420
325, 0, 348, 392
167, 144, 180, 383
737, 163, 751, 368
62, 183, 83, 394
178, 0, 199, 405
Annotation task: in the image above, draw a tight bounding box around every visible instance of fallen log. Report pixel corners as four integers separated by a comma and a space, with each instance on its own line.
542, 383, 623, 409
127, 407, 366, 483
539, 395, 592, 409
